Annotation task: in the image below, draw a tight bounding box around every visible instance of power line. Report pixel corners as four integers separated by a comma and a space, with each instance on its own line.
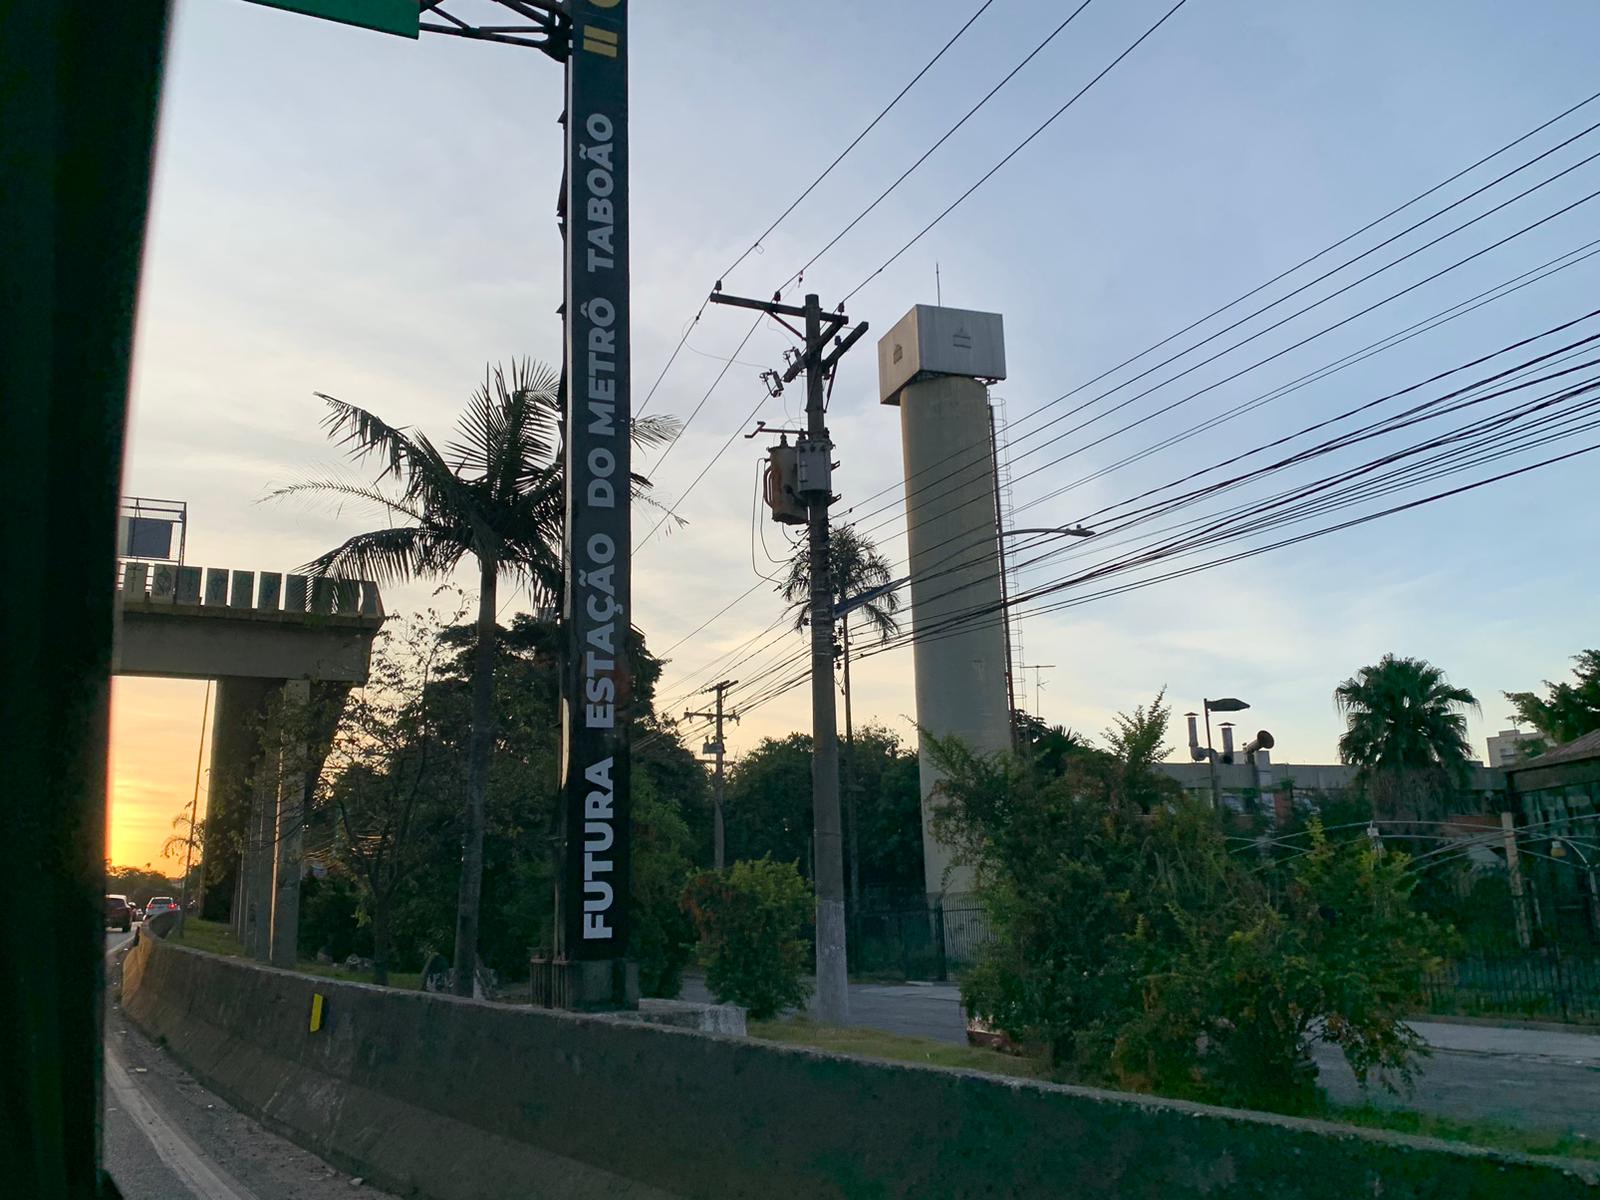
656, 238, 1600, 678
659, 249, 1600, 704
684, 364, 1600, 733
655, 95, 1600, 714
870, 329, 1600, 640
721, 0, 1002, 286
783, 0, 1100, 289
844, 0, 1193, 302
636, 0, 1002, 422
829, 93, 1600, 536
850, 171, 1600, 558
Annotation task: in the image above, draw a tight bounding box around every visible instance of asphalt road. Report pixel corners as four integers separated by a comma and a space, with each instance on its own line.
686, 976, 1600, 1135
103, 929, 397, 1200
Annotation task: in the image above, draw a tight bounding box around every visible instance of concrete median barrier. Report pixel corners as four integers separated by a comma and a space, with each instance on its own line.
119, 934, 1596, 1199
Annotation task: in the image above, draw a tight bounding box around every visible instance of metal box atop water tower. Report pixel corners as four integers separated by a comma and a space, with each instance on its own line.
877, 305, 1006, 406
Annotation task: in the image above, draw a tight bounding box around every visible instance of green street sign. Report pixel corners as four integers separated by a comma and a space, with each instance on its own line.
239, 0, 420, 39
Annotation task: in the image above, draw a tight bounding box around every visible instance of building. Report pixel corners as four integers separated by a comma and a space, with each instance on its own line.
1505, 730, 1600, 942
1486, 728, 1536, 769
1157, 755, 1504, 818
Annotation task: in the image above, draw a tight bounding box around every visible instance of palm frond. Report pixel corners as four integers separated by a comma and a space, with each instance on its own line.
631, 413, 681, 449
316, 393, 467, 520
449, 359, 562, 494
300, 525, 468, 587
263, 475, 427, 524
317, 394, 422, 483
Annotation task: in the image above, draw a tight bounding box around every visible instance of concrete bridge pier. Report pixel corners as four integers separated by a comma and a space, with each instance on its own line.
270, 678, 312, 970
202, 677, 279, 935
115, 565, 381, 960
243, 743, 278, 962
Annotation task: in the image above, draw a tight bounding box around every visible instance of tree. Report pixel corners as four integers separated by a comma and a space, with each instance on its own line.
1505, 649, 1600, 752
105, 863, 180, 910
1334, 654, 1480, 820
724, 734, 814, 875
320, 615, 459, 985
779, 522, 901, 639
272, 359, 677, 994
682, 857, 813, 1019
722, 729, 923, 908
779, 523, 902, 909
928, 698, 1440, 1114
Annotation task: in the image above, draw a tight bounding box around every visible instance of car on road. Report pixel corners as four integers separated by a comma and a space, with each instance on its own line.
105, 894, 133, 932
143, 896, 179, 920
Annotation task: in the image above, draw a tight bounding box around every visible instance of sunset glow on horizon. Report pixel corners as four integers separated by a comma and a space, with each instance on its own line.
108, 676, 211, 872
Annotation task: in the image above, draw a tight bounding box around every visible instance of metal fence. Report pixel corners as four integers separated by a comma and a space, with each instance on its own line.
848, 906, 992, 982
849, 910, 1600, 1023
1421, 950, 1600, 1024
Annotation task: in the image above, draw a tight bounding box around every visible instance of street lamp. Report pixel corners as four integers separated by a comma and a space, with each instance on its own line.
1550, 839, 1600, 937
1187, 697, 1250, 811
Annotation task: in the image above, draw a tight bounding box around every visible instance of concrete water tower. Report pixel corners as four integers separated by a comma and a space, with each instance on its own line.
879, 305, 1010, 905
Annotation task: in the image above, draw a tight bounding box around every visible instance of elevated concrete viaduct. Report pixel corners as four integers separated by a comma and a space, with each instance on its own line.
112, 561, 383, 969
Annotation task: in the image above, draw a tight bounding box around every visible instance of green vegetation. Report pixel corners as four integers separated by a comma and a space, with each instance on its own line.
203, 605, 709, 995
106, 864, 182, 909
683, 858, 813, 1019
749, 1018, 1050, 1082
1325, 1103, 1600, 1163
270, 360, 679, 992
170, 919, 422, 988
1334, 653, 1480, 819
928, 691, 1442, 1114
170, 918, 243, 958
1505, 649, 1600, 754
723, 728, 924, 904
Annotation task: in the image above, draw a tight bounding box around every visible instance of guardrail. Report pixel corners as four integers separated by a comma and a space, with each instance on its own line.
116, 561, 382, 618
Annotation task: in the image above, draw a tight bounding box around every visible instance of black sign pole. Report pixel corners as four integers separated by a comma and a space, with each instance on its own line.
559, 0, 633, 1006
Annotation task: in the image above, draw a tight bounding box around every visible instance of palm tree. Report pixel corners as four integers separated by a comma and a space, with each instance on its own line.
1334, 654, 1481, 820
780, 523, 902, 911
272, 359, 676, 994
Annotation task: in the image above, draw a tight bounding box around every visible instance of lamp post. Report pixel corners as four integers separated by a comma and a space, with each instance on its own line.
1551, 838, 1600, 941
1189, 696, 1250, 810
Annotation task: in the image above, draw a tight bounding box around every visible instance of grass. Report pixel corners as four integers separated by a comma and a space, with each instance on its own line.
1325, 1103, 1600, 1163
751, 1017, 1598, 1164
749, 1017, 1051, 1082
165, 918, 422, 990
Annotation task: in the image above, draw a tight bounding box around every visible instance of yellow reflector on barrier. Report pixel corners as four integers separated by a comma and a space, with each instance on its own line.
310, 993, 325, 1033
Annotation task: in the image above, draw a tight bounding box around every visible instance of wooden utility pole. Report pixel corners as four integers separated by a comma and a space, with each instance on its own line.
1502, 810, 1533, 949
685, 679, 738, 870
709, 285, 868, 1024
841, 614, 861, 914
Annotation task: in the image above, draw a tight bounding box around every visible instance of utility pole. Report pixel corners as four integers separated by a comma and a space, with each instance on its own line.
840, 614, 861, 915
685, 679, 738, 870
710, 285, 868, 1025
1502, 810, 1533, 949
988, 403, 1018, 747
176, 679, 211, 939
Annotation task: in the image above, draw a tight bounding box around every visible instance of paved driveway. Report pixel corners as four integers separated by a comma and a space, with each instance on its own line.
688, 975, 1600, 1134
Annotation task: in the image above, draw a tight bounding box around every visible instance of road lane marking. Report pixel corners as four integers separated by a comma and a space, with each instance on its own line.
105, 1042, 261, 1200
105, 935, 260, 1200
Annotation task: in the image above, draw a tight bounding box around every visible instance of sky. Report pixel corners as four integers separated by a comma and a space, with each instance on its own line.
110, 0, 1600, 868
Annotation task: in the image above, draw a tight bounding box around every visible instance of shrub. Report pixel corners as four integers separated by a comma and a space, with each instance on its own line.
929, 700, 1442, 1115
682, 857, 811, 1018
632, 775, 697, 997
